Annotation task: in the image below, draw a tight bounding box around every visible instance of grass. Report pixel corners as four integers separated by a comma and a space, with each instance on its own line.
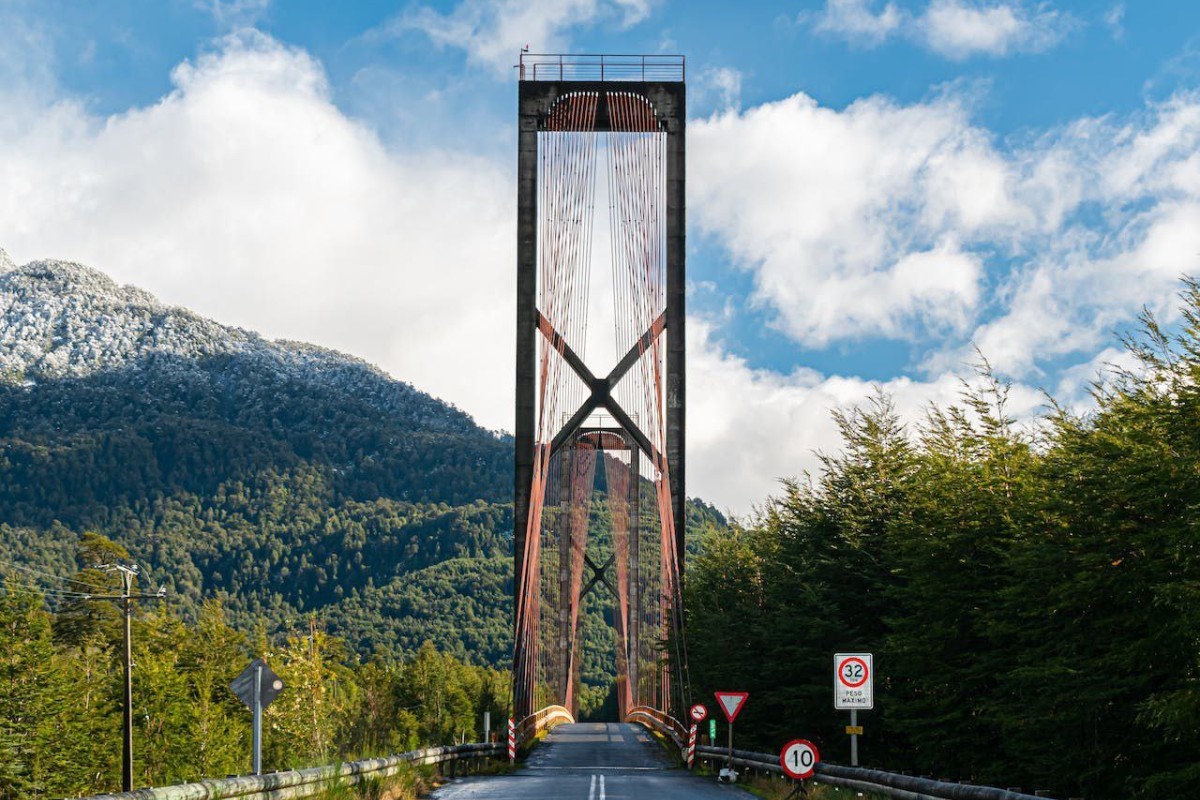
736, 774, 888, 800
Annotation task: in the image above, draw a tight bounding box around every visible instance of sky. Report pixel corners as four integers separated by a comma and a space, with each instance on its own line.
1, 0, 1199, 517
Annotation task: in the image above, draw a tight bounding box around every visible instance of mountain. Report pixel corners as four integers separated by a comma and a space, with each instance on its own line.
0, 251, 724, 673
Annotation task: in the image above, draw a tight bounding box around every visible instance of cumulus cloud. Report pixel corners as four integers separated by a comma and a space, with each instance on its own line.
805, 0, 1074, 59
806, 0, 903, 47
3, 23, 1198, 515
391, 0, 658, 77
684, 85, 1200, 511
920, 0, 1072, 59
690, 92, 1017, 346
686, 318, 1046, 516
691, 86, 1200, 387
928, 95, 1200, 377
0, 31, 516, 430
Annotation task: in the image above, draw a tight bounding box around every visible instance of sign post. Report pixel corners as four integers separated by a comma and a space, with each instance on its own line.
714, 691, 749, 779
686, 703, 706, 771
230, 658, 285, 775
507, 717, 516, 762
834, 653, 873, 767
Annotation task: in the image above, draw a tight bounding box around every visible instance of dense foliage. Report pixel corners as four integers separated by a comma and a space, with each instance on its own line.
0, 258, 735, 792
686, 284, 1200, 800
0, 260, 727, 739
0, 533, 511, 799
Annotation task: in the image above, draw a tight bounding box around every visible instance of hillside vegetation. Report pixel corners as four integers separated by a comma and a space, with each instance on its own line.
686, 281, 1200, 800
0, 255, 724, 665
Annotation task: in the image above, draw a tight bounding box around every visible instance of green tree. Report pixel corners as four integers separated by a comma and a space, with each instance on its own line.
265, 618, 357, 768
0, 588, 90, 798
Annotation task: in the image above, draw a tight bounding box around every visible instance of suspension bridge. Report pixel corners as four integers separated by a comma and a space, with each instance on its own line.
512, 52, 688, 728
77, 54, 1065, 800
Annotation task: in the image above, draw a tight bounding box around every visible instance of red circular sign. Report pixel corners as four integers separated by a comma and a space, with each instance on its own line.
780, 739, 819, 780
689, 703, 708, 723
837, 656, 869, 688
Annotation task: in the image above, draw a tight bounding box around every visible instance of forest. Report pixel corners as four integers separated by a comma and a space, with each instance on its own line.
0, 533, 510, 799
684, 283, 1200, 800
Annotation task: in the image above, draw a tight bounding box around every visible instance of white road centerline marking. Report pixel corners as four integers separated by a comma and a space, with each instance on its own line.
599, 774, 606, 800
588, 774, 597, 800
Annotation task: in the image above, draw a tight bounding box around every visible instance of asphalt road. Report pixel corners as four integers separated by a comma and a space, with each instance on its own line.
431, 722, 755, 799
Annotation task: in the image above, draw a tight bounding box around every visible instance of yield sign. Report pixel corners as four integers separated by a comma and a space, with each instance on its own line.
714, 691, 749, 723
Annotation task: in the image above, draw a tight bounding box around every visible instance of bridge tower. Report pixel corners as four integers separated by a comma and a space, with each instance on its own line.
513, 54, 687, 723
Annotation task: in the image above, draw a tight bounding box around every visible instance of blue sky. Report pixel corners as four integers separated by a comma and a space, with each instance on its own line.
2, 0, 1199, 514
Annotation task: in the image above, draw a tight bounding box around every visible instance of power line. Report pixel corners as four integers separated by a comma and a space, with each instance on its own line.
0, 579, 100, 600
0, 558, 99, 590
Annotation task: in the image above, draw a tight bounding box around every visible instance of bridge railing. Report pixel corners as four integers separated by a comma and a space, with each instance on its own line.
73, 742, 503, 800
624, 706, 688, 751
517, 53, 685, 82
515, 705, 575, 748
694, 745, 1057, 800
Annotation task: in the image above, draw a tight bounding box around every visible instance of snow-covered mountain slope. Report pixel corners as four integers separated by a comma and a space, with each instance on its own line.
0, 251, 479, 435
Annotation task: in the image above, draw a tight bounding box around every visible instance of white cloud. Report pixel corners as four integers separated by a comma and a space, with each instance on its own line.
806, 0, 903, 47
0, 31, 516, 430
194, 0, 272, 28
690, 92, 1016, 346
919, 0, 1071, 59
696, 66, 743, 111
805, 0, 1073, 60
0, 9, 56, 107
3, 24, 1198, 516
1103, 3, 1125, 42
687, 318, 1045, 516
686, 84, 1200, 511
393, 0, 658, 77
692, 86, 1200, 388
927, 95, 1200, 378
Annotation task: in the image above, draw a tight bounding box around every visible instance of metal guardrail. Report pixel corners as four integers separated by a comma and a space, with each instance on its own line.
515, 705, 574, 747
74, 742, 503, 800
625, 706, 688, 751
694, 745, 1057, 800
518, 53, 685, 82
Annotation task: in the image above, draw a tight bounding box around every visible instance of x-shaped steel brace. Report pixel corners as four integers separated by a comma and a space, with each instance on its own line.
580, 553, 617, 599
539, 310, 666, 464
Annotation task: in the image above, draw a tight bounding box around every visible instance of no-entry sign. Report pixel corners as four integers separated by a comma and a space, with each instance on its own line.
780, 739, 820, 780
834, 653, 873, 709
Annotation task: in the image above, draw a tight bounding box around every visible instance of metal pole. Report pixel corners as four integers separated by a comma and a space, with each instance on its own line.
253, 664, 263, 774
850, 709, 858, 767
484, 711, 491, 743
727, 721, 734, 769
121, 569, 134, 792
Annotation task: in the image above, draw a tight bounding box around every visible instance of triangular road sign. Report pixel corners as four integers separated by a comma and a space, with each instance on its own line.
714, 691, 749, 723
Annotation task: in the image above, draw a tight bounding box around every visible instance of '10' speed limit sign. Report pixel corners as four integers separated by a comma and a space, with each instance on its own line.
780, 739, 819, 780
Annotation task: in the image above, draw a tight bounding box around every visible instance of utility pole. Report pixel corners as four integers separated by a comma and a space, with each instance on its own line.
95, 563, 166, 792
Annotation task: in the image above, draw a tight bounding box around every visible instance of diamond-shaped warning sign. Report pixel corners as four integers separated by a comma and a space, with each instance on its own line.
714, 691, 749, 723
229, 658, 285, 711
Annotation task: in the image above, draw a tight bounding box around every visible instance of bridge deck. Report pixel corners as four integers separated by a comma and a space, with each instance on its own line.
432, 722, 754, 799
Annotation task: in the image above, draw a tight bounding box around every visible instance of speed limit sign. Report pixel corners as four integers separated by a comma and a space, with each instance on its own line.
780, 739, 819, 780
